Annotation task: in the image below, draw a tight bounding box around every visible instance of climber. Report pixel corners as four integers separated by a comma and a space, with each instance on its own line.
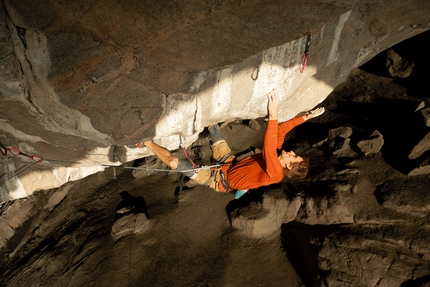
142, 89, 325, 199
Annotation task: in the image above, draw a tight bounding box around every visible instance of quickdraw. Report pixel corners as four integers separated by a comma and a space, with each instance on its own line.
183, 146, 199, 175
174, 144, 200, 202
0, 142, 43, 184
179, 135, 199, 175
299, 35, 311, 73
0, 142, 43, 163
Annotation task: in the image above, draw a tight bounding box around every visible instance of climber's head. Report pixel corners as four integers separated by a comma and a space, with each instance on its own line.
279, 150, 309, 179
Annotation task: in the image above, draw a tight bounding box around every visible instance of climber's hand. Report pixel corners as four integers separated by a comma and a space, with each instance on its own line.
303, 107, 325, 121
267, 89, 280, 120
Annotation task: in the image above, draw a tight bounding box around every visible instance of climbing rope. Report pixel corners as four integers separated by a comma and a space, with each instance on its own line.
0, 142, 231, 184
44, 158, 223, 173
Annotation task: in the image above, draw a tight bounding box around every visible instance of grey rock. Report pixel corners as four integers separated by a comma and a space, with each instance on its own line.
357, 130, 384, 155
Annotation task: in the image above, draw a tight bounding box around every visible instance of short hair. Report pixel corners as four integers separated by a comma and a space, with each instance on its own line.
283, 156, 309, 180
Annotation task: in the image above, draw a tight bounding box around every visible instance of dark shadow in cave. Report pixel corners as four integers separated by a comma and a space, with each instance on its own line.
333, 98, 427, 174
400, 274, 430, 287
291, 31, 430, 163
312, 30, 430, 174
225, 187, 265, 225
393, 30, 430, 101
114, 191, 150, 221
280, 222, 340, 287
361, 30, 430, 100
283, 121, 331, 149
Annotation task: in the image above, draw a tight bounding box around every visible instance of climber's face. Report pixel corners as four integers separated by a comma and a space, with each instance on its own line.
279, 150, 303, 170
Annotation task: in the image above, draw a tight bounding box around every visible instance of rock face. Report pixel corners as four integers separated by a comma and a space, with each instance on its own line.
282, 224, 430, 287
1, 33, 430, 285
357, 130, 384, 155
225, 31, 430, 286
1, 0, 430, 199
386, 49, 415, 78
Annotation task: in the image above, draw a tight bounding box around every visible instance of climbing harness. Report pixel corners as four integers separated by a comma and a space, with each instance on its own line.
0, 142, 228, 174
299, 35, 311, 73
202, 154, 237, 193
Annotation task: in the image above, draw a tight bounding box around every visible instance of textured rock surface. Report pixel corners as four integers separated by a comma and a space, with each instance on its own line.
282, 224, 430, 287
1, 0, 430, 199
376, 179, 430, 217
386, 49, 415, 78
357, 130, 384, 155
230, 188, 302, 238
111, 213, 150, 242
1, 35, 430, 285
409, 132, 430, 160
422, 107, 430, 127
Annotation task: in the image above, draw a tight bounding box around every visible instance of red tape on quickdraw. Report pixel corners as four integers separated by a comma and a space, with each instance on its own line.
299, 35, 311, 73
299, 53, 308, 73
0, 142, 43, 163
29, 155, 43, 163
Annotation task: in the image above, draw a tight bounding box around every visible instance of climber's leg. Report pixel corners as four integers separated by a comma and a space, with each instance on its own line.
144, 141, 206, 179
208, 124, 231, 161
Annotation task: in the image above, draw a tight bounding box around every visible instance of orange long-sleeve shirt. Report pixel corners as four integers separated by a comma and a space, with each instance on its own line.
225, 116, 305, 190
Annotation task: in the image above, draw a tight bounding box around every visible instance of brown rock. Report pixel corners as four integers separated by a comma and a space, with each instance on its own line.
231, 188, 302, 238
422, 106, 430, 127
357, 130, 384, 155
409, 132, 430, 160
282, 224, 430, 287
376, 179, 430, 217
386, 49, 415, 78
